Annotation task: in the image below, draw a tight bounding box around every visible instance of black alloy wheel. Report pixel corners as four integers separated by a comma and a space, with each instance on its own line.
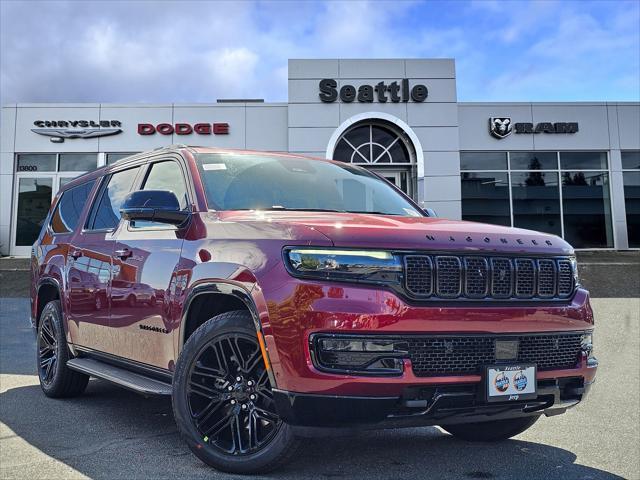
188, 333, 280, 454
173, 310, 298, 474
36, 300, 89, 398
37, 312, 58, 385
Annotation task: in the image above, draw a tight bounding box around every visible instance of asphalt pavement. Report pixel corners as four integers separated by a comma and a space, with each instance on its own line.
1, 296, 638, 480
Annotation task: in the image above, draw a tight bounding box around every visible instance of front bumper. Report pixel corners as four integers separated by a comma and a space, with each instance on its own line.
273, 376, 594, 434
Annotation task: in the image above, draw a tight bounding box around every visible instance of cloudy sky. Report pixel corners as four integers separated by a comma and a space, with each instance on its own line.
1, 0, 639, 104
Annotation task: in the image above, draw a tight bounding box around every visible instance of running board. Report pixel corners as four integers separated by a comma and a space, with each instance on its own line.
67, 358, 172, 396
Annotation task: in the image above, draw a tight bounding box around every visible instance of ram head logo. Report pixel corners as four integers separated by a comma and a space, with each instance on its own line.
489, 117, 512, 139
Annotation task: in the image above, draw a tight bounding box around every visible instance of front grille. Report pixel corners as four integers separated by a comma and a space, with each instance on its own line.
407, 333, 584, 376
404, 255, 575, 301
435, 256, 462, 297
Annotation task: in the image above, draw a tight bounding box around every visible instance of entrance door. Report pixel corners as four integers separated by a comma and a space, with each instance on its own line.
372, 169, 412, 197
11, 176, 54, 257
10, 153, 98, 257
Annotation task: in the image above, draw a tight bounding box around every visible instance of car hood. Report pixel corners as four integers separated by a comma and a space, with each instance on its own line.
216, 211, 574, 256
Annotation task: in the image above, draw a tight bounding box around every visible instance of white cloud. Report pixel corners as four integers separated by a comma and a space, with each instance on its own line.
0, 0, 637, 103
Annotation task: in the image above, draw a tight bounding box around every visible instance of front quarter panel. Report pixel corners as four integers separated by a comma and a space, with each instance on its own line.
173, 212, 332, 371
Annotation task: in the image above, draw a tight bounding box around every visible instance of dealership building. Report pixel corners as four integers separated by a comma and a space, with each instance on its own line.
1, 58, 639, 256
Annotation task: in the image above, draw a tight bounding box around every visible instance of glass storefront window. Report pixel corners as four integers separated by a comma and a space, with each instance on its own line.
509, 152, 557, 170
560, 152, 608, 170
622, 151, 640, 170
623, 172, 640, 248
461, 172, 510, 226
59, 153, 97, 171
562, 171, 613, 248
460, 150, 615, 248
511, 171, 561, 236
16, 154, 56, 172
622, 152, 640, 248
460, 152, 507, 171
107, 152, 137, 164
15, 178, 52, 246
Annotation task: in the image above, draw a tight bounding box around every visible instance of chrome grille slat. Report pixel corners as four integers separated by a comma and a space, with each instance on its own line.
404, 254, 576, 301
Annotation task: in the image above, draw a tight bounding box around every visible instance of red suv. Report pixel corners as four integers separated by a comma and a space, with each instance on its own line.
31, 146, 597, 474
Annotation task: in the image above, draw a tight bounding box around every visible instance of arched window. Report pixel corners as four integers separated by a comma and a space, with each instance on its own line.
332, 121, 415, 165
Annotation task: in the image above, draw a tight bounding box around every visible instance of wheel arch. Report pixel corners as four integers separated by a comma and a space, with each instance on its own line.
178, 281, 277, 387
35, 277, 62, 329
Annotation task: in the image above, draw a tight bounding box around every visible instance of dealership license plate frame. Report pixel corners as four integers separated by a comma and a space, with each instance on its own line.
485, 364, 537, 402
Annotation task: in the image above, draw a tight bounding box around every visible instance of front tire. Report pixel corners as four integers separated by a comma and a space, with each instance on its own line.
441, 415, 540, 442
37, 300, 89, 398
172, 310, 298, 474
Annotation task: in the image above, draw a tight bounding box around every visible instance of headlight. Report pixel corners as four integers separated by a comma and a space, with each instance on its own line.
581, 332, 594, 357
570, 256, 580, 287
284, 248, 402, 284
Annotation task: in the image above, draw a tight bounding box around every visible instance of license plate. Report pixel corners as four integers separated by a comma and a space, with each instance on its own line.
486, 364, 537, 402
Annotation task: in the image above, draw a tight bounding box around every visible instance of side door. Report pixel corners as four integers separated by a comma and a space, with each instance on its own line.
66, 165, 143, 352
109, 157, 191, 369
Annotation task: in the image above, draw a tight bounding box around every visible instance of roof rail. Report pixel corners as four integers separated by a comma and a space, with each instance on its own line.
153, 144, 189, 151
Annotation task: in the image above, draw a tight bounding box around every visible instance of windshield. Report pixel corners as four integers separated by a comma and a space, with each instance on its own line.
196, 153, 423, 217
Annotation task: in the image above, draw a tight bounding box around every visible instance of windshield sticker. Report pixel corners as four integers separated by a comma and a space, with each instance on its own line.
202, 163, 227, 171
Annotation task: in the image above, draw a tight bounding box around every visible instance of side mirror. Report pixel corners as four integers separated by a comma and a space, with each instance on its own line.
120, 190, 190, 226
423, 207, 438, 217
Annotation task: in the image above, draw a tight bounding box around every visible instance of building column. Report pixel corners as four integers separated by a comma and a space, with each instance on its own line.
609, 149, 629, 249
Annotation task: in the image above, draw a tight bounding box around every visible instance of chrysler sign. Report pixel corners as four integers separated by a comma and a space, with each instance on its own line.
32, 120, 122, 143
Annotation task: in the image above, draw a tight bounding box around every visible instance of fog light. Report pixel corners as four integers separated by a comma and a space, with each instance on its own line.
313, 336, 408, 376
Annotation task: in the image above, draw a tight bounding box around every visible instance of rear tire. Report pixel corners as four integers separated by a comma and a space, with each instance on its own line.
441, 415, 540, 442
172, 310, 298, 474
37, 300, 89, 398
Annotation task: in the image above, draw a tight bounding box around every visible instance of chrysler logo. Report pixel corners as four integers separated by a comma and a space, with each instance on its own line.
490, 117, 512, 139
31, 120, 122, 143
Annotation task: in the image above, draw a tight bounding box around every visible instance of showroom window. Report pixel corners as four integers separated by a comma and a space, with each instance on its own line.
461, 151, 613, 248
106, 152, 138, 164
622, 151, 640, 248
15, 153, 98, 173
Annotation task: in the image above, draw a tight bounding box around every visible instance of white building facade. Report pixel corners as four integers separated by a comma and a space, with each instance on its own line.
1, 58, 639, 256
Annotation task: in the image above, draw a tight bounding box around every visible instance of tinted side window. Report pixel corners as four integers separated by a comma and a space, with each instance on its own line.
87, 167, 141, 230
50, 180, 96, 233
142, 161, 189, 209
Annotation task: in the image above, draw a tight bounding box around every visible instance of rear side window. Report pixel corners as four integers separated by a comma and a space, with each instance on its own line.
86, 166, 141, 230
50, 180, 96, 233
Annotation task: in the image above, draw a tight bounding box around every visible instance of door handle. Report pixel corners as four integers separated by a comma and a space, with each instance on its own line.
70, 249, 82, 260
115, 248, 133, 259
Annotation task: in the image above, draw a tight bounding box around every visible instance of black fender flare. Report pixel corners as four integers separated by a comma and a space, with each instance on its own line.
178, 281, 277, 388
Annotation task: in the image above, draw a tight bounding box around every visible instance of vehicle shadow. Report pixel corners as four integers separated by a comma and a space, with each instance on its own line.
0, 381, 623, 480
